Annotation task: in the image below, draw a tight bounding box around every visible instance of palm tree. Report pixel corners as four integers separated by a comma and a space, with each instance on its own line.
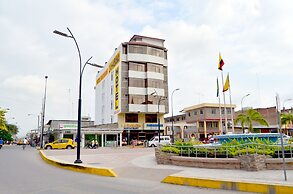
281, 113, 293, 132
234, 108, 269, 133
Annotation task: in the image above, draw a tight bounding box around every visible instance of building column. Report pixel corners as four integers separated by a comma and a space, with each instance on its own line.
101, 133, 104, 147
119, 132, 122, 147
180, 125, 184, 139
204, 120, 207, 138
116, 134, 118, 147
218, 120, 222, 134
196, 121, 200, 139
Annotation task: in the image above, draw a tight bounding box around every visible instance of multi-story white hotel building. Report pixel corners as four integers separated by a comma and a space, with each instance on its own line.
95, 35, 169, 144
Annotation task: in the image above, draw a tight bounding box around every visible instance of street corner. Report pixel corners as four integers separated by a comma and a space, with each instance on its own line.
39, 150, 117, 177
161, 175, 293, 194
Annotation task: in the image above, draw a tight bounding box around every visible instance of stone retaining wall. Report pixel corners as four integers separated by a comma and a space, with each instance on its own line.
156, 148, 293, 171
266, 158, 293, 170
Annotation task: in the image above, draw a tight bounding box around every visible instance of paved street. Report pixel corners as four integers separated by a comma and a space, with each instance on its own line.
0, 145, 249, 194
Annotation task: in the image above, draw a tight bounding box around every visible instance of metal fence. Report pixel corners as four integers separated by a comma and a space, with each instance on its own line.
171, 143, 293, 159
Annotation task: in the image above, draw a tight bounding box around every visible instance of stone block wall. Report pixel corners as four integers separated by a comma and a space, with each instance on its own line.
156, 148, 293, 171
238, 154, 267, 171
170, 156, 241, 169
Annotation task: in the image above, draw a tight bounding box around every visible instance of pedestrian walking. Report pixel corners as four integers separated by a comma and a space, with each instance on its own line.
23, 138, 28, 150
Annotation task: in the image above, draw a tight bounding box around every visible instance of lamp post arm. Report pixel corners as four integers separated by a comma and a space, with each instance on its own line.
67, 27, 82, 79
81, 56, 93, 77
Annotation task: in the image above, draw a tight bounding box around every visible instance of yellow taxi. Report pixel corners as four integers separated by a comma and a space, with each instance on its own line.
44, 138, 77, 149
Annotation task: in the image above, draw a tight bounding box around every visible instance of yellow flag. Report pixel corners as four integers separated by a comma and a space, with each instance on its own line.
223, 74, 230, 92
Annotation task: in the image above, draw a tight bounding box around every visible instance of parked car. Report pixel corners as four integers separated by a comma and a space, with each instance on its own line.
44, 138, 77, 150
148, 136, 171, 147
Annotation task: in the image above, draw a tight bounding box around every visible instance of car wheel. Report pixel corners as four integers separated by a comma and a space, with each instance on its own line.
46, 146, 52, 150
151, 144, 155, 147
66, 146, 73, 149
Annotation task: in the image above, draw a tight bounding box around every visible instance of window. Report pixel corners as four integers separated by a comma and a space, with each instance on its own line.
211, 109, 216, 114
200, 109, 203, 114
129, 78, 146, 87
199, 122, 204, 127
122, 45, 127, 54
125, 113, 138, 123
147, 79, 164, 88
129, 45, 164, 58
129, 62, 145, 72
129, 45, 147, 54
227, 109, 231, 114
147, 47, 164, 58
147, 63, 163, 73
188, 112, 191, 117
145, 114, 157, 123
214, 122, 218, 127
194, 111, 197, 115
207, 122, 213, 128
129, 95, 146, 104
111, 72, 114, 81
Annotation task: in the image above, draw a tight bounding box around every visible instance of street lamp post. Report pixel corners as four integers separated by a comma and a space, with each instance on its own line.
40, 76, 48, 149
241, 93, 250, 134
28, 114, 40, 146
151, 90, 166, 143
54, 28, 103, 164
241, 94, 250, 112
171, 88, 180, 143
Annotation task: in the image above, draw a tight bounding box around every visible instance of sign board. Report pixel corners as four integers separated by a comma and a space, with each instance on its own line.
59, 124, 77, 130
146, 124, 163, 127
124, 123, 141, 129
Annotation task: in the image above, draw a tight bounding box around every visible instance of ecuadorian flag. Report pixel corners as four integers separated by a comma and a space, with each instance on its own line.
218, 53, 224, 71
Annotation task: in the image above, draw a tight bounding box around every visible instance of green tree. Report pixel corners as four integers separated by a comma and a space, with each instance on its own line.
6, 123, 18, 135
0, 129, 13, 141
234, 108, 269, 133
0, 109, 7, 131
281, 113, 293, 130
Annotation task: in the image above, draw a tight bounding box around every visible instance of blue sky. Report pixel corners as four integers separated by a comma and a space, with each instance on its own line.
1, 0, 293, 136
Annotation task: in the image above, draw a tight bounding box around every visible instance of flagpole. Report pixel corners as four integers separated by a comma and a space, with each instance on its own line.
228, 73, 234, 133
217, 77, 223, 134
221, 71, 228, 134
218, 92, 223, 134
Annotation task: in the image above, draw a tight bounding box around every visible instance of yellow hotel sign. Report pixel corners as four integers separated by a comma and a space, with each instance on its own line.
96, 51, 120, 85
114, 65, 120, 112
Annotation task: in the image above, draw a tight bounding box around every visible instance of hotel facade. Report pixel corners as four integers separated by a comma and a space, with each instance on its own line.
95, 35, 169, 144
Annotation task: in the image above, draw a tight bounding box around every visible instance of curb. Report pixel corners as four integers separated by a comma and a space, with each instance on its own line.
162, 175, 293, 194
39, 150, 117, 177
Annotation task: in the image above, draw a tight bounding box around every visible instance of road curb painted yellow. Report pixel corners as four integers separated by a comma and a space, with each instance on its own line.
162, 175, 293, 194
39, 150, 117, 177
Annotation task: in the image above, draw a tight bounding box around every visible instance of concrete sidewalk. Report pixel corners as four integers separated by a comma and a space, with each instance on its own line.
41, 147, 293, 193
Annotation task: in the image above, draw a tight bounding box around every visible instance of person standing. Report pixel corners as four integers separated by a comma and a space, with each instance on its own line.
23, 138, 28, 150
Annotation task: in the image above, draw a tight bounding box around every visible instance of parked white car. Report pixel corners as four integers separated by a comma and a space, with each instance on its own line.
148, 136, 171, 147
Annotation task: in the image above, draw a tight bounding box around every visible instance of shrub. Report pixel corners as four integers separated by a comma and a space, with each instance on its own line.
161, 146, 180, 154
